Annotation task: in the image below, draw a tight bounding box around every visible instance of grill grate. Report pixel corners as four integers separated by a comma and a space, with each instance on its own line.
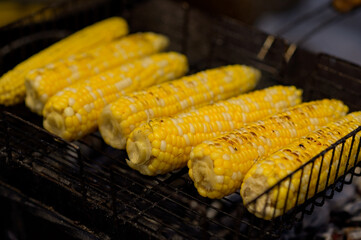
1, 0, 361, 239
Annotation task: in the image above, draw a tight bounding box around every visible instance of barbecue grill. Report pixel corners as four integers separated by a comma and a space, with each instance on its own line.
0, 0, 361, 239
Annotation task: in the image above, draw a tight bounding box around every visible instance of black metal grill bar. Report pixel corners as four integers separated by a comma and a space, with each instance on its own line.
109, 177, 230, 239
317, 63, 361, 85
69, 140, 239, 237
312, 72, 361, 96
113, 176, 246, 238
247, 126, 361, 223
304, 161, 315, 207
247, 126, 361, 207
4, 117, 12, 164
353, 138, 361, 174
334, 141, 346, 193
75, 142, 268, 238
5, 138, 80, 180
128, 211, 214, 240
314, 154, 325, 196
131, 204, 217, 239
2, 112, 79, 153
5, 125, 77, 160
294, 167, 305, 208
0, 181, 102, 240
75, 134, 264, 233
4, 132, 80, 174
283, 174, 293, 216
343, 135, 357, 184
8, 151, 83, 193
148, 180, 264, 232
272, 182, 280, 220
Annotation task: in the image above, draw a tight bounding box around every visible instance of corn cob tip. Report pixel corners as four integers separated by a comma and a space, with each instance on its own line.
240, 175, 271, 218
241, 165, 289, 220
99, 105, 126, 148
189, 156, 220, 198
25, 78, 43, 114
127, 127, 152, 165
43, 111, 66, 138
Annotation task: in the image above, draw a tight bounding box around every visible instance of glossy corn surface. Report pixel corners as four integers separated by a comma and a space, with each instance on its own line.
0, 17, 128, 106
99, 65, 261, 149
188, 99, 348, 199
25, 32, 169, 114
126, 86, 302, 176
43, 52, 188, 141
241, 112, 361, 220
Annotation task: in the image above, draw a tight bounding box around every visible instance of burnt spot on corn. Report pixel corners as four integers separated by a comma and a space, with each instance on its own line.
250, 132, 257, 137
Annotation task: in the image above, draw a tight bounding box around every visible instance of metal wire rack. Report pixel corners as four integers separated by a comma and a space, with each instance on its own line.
0, 0, 361, 239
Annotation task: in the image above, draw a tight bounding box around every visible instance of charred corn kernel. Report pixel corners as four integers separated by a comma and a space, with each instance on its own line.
25, 32, 169, 114
126, 86, 302, 176
43, 52, 188, 141
333, 0, 361, 12
188, 99, 348, 199
99, 65, 261, 149
0, 17, 128, 106
241, 112, 361, 220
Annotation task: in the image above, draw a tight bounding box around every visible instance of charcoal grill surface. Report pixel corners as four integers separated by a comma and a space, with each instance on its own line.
0, 0, 361, 239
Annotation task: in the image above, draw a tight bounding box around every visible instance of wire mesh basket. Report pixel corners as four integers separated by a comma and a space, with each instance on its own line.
0, 0, 361, 239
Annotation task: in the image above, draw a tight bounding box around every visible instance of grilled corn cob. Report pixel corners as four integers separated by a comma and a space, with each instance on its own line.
241, 112, 361, 220
188, 99, 348, 199
25, 32, 169, 114
126, 86, 302, 176
0, 17, 128, 106
43, 52, 188, 141
99, 65, 261, 149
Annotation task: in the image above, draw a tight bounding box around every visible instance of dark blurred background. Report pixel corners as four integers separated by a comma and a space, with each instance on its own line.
191, 0, 361, 65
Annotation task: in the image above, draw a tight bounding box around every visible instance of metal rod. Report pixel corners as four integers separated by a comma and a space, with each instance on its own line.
304, 161, 315, 203
4, 121, 12, 166
325, 145, 336, 189
335, 141, 346, 180
276, 2, 330, 36
297, 8, 361, 46
344, 135, 356, 184
294, 168, 304, 207
314, 155, 325, 196
282, 176, 292, 216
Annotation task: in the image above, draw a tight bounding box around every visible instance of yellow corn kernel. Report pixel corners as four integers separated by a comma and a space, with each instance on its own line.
25, 32, 169, 114
188, 99, 348, 199
241, 111, 361, 220
126, 85, 302, 176
100, 65, 261, 149
43, 52, 188, 141
0, 17, 128, 106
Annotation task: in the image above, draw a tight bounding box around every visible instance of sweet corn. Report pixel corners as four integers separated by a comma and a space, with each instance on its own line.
0, 17, 128, 106
126, 86, 302, 176
43, 52, 188, 141
25, 32, 169, 114
188, 99, 348, 199
99, 65, 261, 149
241, 112, 361, 220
